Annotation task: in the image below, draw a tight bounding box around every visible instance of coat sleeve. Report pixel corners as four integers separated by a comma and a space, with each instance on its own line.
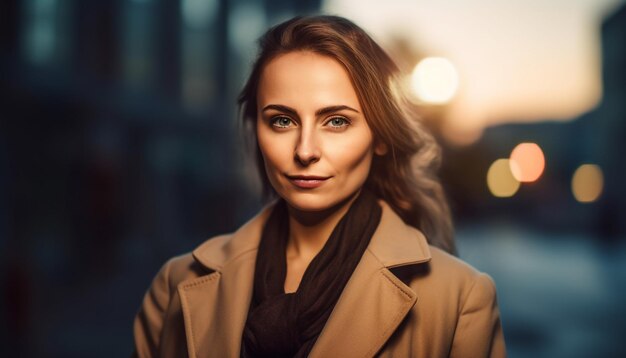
132, 259, 174, 358
449, 273, 506, 358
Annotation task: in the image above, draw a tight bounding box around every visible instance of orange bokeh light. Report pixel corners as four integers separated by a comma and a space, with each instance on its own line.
509, 142, 545, 182
572, 164, 604, 203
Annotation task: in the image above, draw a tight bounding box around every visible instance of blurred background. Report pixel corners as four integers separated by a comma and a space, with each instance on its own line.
1, 0, 625, 357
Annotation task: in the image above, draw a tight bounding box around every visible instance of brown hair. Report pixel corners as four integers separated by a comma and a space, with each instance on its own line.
238, 15, 456, 255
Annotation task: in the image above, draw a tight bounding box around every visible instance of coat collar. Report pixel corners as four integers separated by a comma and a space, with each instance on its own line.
178, 200, 432, 357
191, 199, 432, 271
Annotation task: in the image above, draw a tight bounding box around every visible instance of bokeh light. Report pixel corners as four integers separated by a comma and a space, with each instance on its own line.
410, 57, 459, 104
572, 164, 604, 203
509, 142, 545, 182
487, 159, 521, 198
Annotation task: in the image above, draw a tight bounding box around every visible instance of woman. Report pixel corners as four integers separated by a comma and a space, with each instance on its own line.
133, 15, 506, 358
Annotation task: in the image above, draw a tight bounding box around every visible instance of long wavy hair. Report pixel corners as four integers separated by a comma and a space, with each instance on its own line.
238, 15, 456, 255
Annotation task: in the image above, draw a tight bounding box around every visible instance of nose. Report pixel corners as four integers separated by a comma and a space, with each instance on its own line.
294, 127, 321, 166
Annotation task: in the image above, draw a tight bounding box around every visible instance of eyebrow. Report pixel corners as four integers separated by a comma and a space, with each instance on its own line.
261, 104, 360, 117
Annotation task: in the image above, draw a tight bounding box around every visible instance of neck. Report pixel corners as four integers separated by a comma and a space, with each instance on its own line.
286, 190, 361, 260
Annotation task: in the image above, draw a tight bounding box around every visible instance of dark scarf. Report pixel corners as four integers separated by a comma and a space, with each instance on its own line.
240, 189, 382, 357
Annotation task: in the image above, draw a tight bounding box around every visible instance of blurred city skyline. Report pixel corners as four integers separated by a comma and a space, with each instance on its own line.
326, 0, 624, 144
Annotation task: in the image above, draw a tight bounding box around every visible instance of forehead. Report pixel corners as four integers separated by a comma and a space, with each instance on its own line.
256, 51, 361, 110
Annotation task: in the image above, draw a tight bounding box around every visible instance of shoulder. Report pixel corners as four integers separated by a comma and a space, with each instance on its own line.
382, 245, 506, 356
398, 244, 498, 314
154, 203, 276, 289
372, 201, 497, 303
421, 249, 505, 357
429, 245, 495, 287
153, 234, 233, 289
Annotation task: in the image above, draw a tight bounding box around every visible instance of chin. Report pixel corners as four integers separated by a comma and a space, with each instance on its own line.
279, 188, 361, 213
280, 192, 333, 212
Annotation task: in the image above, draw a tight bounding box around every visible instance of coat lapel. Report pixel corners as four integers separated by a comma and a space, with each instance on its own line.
177, 200, 431, 358
309, 201, 432, 357
177, 204, 274, 358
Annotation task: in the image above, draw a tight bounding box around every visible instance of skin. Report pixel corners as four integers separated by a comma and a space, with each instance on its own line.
256, 51, 386, 293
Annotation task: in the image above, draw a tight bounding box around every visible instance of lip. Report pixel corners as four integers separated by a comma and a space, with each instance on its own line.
286, 174, 331, 189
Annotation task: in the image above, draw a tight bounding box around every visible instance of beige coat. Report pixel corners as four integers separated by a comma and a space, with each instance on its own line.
133, 201, 506, 357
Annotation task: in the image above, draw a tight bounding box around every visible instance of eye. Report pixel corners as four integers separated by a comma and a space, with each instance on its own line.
325, 116, 350, 129
270, 116, 295, 129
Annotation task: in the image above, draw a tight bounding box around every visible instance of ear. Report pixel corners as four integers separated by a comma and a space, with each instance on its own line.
374, 140, 388, 156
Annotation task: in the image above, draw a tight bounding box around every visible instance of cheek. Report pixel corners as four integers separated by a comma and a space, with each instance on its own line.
326, 132, 374, 180
257, 127, 290, 176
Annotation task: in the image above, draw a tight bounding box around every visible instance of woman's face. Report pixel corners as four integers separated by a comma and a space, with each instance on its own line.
256, 51, 384, 212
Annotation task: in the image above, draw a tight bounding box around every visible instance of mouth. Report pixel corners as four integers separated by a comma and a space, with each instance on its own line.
285, 174, 331, 189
